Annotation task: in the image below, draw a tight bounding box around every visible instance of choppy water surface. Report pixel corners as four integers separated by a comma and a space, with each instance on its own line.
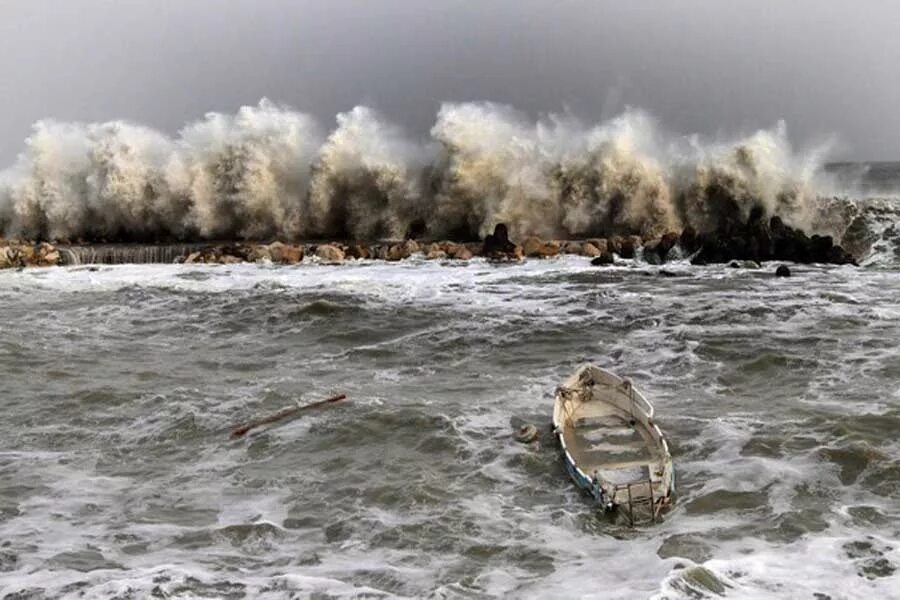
0, 257, 898, 599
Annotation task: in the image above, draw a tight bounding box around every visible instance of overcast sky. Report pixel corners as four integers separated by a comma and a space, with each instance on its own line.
1, 0, 898, 165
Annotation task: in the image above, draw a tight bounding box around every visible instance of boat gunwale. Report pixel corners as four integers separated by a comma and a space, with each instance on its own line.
552, 364, 674, 516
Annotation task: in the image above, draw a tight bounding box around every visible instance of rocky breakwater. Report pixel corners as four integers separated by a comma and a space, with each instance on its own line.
680, 209, 858, 266
472, 213, 860, 268
0, 240, 61, 269
181, 242, 304, 265
0, 213, 862, 269
177, 239, 483, 266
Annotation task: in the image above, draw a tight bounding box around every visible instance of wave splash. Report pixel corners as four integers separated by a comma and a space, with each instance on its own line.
0, 99, 883, 244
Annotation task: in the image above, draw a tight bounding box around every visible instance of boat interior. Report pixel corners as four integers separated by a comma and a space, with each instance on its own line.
555, 366, 672, 522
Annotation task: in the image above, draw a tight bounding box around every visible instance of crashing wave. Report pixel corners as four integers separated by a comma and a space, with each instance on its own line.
0, 99, 894, 263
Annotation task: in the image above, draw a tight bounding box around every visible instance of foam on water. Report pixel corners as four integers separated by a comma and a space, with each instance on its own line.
0, 258, 898, 598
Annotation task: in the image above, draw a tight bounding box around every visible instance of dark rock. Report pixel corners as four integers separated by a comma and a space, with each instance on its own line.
748, 204, 766, 224
770, 215, 787, 235
607, 236, 624, 256
680, 226, 700, 255
810, 234, 833, 262
841, 214, 877, 259
591, 252, 615, 266
619, 235, 642, 259
345, 243, 371, 260
689, 212, 859, 267
775, 264, 791, 277
659, 231, 680, 258
482, 223, 519, 259
643, 241, 663, 265
641, 233, 679, 263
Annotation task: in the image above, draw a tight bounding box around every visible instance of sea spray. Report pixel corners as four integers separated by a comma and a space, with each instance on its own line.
428, 102, 558, 240
554, 110, 675, 239
307, 106, 427, 240
0, 99, 860, 243
174, 99, 321, 241
673, 121, 827, 234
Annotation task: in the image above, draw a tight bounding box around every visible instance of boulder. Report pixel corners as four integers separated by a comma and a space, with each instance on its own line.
810, 234, 833, 263
642, 242, 664, 265
619, 235, 642, 259
250, 245, 273, 262
387, 243, 411, 261
19, 244, 35, 264
775, 264, 791, 277
521, 236, 560, 258
582, 242, 603, 257
268, 241, 303, 264
679, 227, 700, 255
689, 214, 857, 266
215, 245, 248, 264
316, 244, 345, 263
840, 214, 877, 259
541, 242, 560, 258
0, 246, 18, 269
586, 238, 608, 255
464, 242, 483, 257
659, 231, 680, 258
41, 249, 61, 266
482, 223, 518, 259
345, 243, 371, 260
371, 245, 389, 260
0, 241, 66, 268
591, 252, 615, 266
607, 236, 624, 256
425, 249, 447, 260
403, 239, 420, 255
453, 246, 473, 260
434, 241, 473, 260
562, 241, 584, 255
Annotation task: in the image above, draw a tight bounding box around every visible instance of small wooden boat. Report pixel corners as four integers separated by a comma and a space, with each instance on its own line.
553, 364, 674, 524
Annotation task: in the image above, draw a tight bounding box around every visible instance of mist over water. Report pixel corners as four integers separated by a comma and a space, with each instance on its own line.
0, 100, 854, 244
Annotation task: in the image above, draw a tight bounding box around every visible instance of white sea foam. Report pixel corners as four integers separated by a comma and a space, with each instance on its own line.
1, 260, 898, 599
0, 100, 858, 245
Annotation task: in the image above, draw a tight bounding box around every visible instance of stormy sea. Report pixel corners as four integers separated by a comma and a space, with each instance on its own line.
0, 104, 899, 599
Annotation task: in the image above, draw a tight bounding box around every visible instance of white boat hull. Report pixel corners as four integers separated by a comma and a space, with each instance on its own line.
553, 364, 675, 524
